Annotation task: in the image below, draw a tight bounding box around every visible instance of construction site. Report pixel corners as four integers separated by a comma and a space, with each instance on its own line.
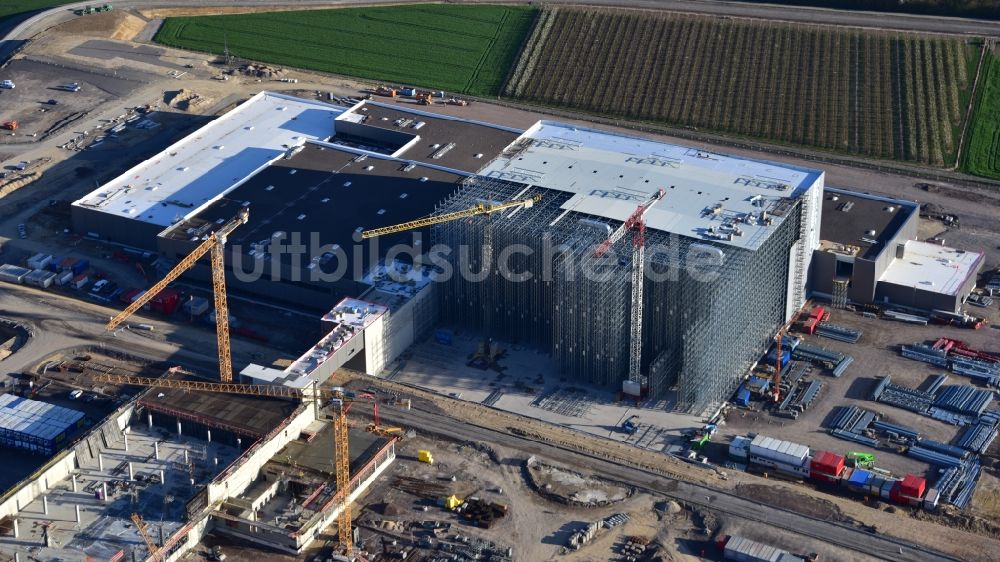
1, 11, 1000, 561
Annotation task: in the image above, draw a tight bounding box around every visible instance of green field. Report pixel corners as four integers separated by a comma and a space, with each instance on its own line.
963, 54, 1000, 180
154, 5, 537, 96
0, 1, 76, 28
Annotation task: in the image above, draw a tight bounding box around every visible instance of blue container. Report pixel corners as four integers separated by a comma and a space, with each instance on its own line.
735, 385, 751, 406
848, 468, 872, 487
72, 259, 90, 275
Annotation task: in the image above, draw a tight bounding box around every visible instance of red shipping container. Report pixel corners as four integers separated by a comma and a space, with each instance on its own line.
150, 288, 180, 315
899, 474, 926, 498
810, 451, 845, 480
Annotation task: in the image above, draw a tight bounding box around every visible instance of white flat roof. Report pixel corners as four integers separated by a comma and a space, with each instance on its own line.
880, 240, 983, 296
479, 121, 823, 250
286, 298, 388, 381
72, 91, 343, 227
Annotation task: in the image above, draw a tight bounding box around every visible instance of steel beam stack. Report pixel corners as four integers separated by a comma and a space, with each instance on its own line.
901, 343, 949, 367
815, 323, 862, 343
871, 375, 935, 413
934, 386, 993, 417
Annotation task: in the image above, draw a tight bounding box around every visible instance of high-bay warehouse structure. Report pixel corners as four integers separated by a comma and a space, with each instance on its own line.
69, 91, 829, 411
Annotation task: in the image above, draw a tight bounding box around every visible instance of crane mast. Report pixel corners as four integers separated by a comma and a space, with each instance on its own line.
106, 208, 248, 382
594, 189, 665, 396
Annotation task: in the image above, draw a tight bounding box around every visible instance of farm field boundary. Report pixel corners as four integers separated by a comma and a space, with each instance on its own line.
963, 51, 1000, 180
153, 4, 537, 97
508, 7, 979, 168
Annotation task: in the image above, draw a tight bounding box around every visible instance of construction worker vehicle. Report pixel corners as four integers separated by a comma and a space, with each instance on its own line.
846, 451, 876, 468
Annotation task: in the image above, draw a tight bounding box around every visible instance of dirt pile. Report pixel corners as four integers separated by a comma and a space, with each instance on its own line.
52, 11, 148, 41
525, 457, 632, 507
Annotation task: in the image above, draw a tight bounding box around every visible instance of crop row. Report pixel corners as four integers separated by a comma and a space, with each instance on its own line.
512, 9, 972, 166
155, 5, 536, 96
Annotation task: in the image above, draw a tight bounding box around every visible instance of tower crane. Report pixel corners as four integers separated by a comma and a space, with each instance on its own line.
360, 194, 541, 239
594, 188, 666, 397
131, 512, 159, 558
106, 208, 249, 382
80, 368, 374, 557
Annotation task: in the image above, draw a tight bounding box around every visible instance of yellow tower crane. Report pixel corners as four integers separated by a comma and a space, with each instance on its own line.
85, 368, 372, 557
360, 194, 541, 239
106, 208, 249, 382
131, 512, 159, 558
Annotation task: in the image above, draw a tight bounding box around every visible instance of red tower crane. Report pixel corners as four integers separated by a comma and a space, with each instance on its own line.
594, 188, 666, 397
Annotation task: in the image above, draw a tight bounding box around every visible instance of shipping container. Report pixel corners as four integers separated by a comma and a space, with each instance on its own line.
809, 450, 845, 481
922, 488, 940, 510
729, 436, 751, 460
845, 468, 872, 491
70, 273, 88, 289
899, 474, 926, 498
181, 296, 209, 316
0, 264, 30, 284
55, 271, 74, 286
72, 259, 90, 276
26, 253, 52, 270
734, 385, 751, 406
880, 480, 896, 500
58, 256, 78, 271
24, 270, 56, 288
748, 435, 809, 470
723, 535, 785, 562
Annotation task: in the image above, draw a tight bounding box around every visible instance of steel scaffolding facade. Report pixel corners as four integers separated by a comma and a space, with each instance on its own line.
431, 176, 803, 413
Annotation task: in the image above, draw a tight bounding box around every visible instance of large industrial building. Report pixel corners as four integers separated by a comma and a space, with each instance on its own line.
70, 91, 829, 412
812, 188, 983, 312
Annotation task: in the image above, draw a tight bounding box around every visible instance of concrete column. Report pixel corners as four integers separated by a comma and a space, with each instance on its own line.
213, 457, 219, 467
183, 449, 188, 463
98, 453, 104, 472
148, 413, 153, 429
176, 419, 182, 436
75, 505, 81, 524
123, 433, 128, 452
102, 482, 107, 502
42, 495, 48, 515
236, 438, 242, 449
12, 518, 18, 538
206, 429, 212, 443
71, 473, 78, 493
128, 462, 134, 480
15, 551, 20, 562
153, 442, 159, 460
159, 469, 165, 485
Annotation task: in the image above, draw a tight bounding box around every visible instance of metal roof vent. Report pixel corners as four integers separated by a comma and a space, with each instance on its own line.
866, 229, 876, 237
377, 209, 386, 215
885, 206, 895, 212
344, 181, 352, 187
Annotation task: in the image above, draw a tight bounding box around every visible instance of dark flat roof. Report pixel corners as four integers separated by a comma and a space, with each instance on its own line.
277, 423, 387, 476
346, 102, 517, 173
164, 143, 465, 282
140, 390, 297, 437
820, 189, 917, 259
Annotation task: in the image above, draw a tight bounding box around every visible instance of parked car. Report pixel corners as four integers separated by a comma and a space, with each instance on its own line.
60, 82, 81, 92
69, 390, 83, 399
0, 80, 14, 89
91, 279, 108, 293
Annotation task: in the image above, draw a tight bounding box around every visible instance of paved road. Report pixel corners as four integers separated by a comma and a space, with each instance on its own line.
377, 403, 963, 562
3, 0, 1000, 64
